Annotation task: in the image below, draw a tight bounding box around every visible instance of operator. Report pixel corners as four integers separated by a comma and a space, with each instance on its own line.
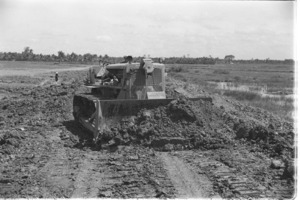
113, 75, 119, 85
121, 56, 133, 63
101, 70, 114, 82
97, 60, 119, 85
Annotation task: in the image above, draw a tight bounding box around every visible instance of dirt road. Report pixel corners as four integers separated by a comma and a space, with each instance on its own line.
159, 152, 219, 198
0, 68, 295, 199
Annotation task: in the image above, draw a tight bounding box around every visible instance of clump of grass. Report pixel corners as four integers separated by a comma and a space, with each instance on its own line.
169, 73, 188, 82
234, 76, 242, 82
213, 69, 230, 74
223, 90, 259, 101
171, 73, 188, 82
168, 66, 188, 73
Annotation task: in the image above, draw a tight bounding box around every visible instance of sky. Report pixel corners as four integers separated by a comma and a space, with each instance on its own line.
0, 0, 295, 60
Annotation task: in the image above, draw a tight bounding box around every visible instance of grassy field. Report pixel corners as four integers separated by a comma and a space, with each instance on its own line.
166, 63, 295, 121
166, 63, 294, 91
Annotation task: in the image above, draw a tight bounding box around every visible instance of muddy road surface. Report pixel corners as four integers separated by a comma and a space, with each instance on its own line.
0, 69, 295, 199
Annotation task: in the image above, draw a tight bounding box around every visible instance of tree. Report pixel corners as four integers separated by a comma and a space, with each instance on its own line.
22, 46, 33, 60
58, 51, 65, 62
77, 54, 84, 62
224, 55, 235, 63
67, 52, 77, 62
83, 53, 93, 62
91, 54, 98, 62
51, 54, 56, 62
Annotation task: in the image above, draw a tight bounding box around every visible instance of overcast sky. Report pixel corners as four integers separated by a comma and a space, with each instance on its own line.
0, 0, 295, 59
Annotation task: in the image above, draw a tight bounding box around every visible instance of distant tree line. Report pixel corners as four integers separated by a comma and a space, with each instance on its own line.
0, 47, 106, 64
162, 56, 216, 64
233, 58, 294, 65
0, 47, 217, 64
0, 47, 294, 65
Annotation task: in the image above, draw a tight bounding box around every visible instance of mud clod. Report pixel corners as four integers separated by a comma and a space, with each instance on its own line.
270, 159, 285, 169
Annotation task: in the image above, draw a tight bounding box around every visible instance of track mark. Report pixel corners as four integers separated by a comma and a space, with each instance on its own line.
71, 152, 103, 198
158, 152, 219, 198
37, 149, 73, 197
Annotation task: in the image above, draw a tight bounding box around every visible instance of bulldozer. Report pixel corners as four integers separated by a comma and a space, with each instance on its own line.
73, 56, 211, 142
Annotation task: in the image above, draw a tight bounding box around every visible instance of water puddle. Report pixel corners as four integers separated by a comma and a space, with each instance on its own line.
207, 81, 293, 100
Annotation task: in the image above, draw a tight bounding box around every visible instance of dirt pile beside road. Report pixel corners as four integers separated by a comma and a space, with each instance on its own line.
0, 75, 86, 162
98, 94, 294, 162
0, 84, 77, 129
99, 97, 233, 151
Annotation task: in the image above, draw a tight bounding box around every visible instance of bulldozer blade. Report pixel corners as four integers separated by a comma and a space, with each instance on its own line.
73, 94, 212, 141
73, 94, 173, 140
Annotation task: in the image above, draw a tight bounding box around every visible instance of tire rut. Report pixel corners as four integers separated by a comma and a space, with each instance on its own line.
71, 152, 103, 198
35, 130, 74, 197
158, 152, 219, 198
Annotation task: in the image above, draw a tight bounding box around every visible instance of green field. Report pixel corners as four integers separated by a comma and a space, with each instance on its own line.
166, 63, 294, 91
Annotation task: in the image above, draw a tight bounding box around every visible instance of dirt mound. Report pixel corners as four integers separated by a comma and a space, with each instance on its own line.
97, 95, 294, 161
0, 82, 84, 128
97, 97, 228, 150
233, 121, 294, 158
0, 78, 86, 163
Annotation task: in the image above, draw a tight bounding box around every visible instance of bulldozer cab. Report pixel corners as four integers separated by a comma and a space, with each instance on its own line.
87, 58, 166, 100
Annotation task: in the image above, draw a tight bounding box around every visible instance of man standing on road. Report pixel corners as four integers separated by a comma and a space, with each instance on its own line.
55, 72, 58, 82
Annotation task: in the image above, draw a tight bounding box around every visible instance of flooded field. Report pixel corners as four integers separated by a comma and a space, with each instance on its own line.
207, 81, 294, 99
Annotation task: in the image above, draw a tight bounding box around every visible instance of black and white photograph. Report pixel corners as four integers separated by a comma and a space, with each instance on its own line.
0, 0, 296, 198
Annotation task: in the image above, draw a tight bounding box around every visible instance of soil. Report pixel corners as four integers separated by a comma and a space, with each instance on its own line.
0, 68, 295, 199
